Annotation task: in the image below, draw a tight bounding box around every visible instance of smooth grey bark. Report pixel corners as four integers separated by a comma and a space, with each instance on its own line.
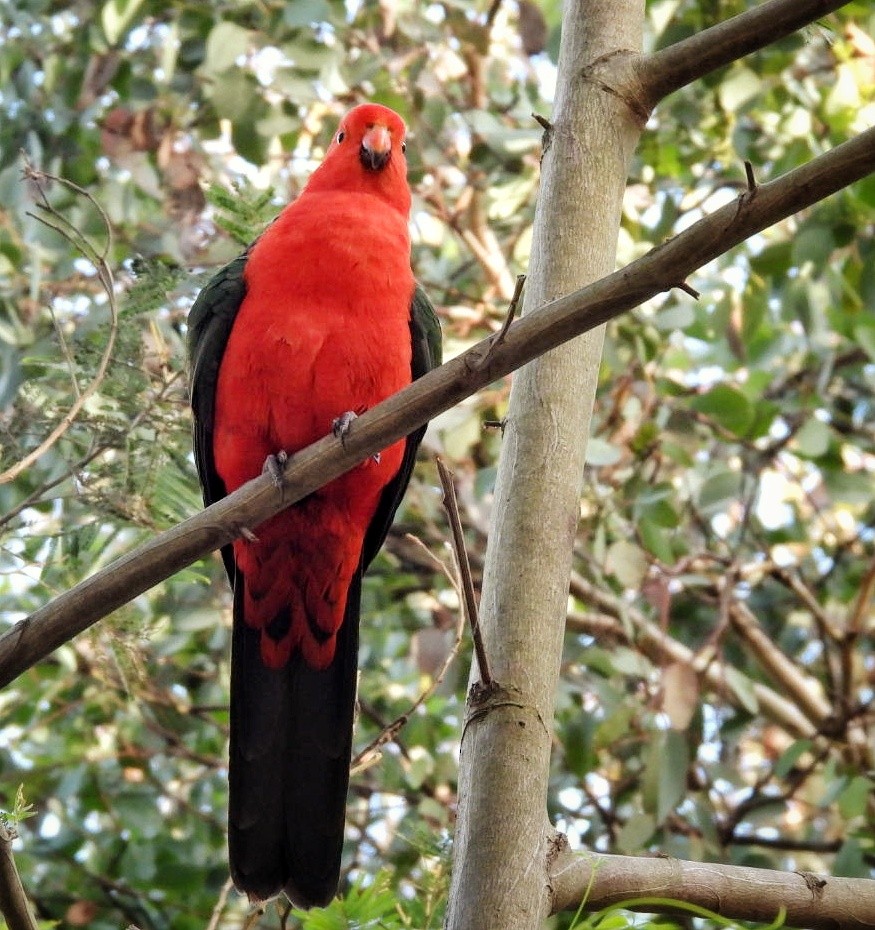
445, 3, 646, 928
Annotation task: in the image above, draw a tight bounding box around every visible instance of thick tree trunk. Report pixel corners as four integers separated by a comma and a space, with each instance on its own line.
445, 2, 646, 928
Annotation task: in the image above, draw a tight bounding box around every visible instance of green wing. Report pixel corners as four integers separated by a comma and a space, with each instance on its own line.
187, 252, 249, 579
361, 283, 442, 568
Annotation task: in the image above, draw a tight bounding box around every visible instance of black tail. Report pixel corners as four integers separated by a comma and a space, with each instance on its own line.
228, 569, 361, 907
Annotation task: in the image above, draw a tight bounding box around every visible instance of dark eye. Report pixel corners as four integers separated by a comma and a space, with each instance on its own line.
336, 131, 345, 143
401, 141, 407, 153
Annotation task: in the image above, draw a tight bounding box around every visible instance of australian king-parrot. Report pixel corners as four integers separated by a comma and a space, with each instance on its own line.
186, 103, 441, 907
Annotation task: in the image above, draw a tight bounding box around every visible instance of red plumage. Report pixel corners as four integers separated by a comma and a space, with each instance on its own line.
187, 104, 440, 906
212, 120, 415, 668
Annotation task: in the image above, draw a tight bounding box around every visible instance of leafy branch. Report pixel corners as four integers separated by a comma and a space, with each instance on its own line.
0, 162, 119, 485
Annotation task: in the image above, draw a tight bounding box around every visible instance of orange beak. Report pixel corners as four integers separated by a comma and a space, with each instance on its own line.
360, 124, 392, 171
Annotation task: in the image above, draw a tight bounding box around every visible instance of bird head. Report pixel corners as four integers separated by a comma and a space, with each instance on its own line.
305, 104, 411, 214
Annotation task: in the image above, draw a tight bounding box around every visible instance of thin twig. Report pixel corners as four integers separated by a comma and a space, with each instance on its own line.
0, 822, 38, 930
493, 274, 525, 348
674, 280, 700, 299
205, 876, 234, 930
436, 457, 492, 686
744, 160, 758, 192
350, 584, 465, 773
473, 274, 525, 370
0, 371, 184, 532
841, 553, 875, 710
0, 161, 119, 484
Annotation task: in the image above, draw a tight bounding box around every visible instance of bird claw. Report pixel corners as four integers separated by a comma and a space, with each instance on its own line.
239, 525, 258, 543
332, 410, 379, 462
262, 450, 288, 489
332, 410, 358, 445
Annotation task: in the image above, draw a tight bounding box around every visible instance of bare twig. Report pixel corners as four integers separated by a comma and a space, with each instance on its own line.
638, 0, 851, 107
568, 571, 817, 738
0, 822, 38, 930
350, 585, 465, 773
481, 274, 525, 363
436, 457, 492, 687
729, 601, 832, 727
205, 877, 234, 930
674, 280, 700, 299
744, 160, 758, 193
1, 125, 874, 688
0, 162, 119, 485
0, 371, 184, 532
842, 553, 875, 709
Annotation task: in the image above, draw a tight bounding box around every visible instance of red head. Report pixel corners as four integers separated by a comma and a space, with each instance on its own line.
304, 104, 410, 215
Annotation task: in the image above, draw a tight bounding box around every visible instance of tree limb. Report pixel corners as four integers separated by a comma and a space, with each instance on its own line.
0, 823, 38, 930
549, 847, 875, 929
567, 576, 818, 738
638, 0, 851, 107
1, 125, 874, 690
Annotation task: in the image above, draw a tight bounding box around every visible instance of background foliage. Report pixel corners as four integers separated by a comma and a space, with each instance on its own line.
0, 1, 873, 928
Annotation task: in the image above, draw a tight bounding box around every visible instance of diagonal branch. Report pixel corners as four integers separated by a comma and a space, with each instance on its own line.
1, 125, 874, 689
638, 0, 852, 107
567, 574, 817, 738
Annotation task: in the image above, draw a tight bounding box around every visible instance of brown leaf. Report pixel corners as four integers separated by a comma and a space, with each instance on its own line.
518, 0, 548, 56
661, 661, 699, 730
66, 900, 99, 926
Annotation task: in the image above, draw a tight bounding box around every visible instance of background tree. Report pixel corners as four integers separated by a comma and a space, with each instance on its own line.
0, 1, 873, 929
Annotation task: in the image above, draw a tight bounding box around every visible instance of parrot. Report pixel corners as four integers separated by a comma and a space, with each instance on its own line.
186, 103, 441, 907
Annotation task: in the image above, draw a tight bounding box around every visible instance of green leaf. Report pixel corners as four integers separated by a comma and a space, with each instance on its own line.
586, 437, 623, 466
606, 540, 647, 588
696, 469, 744, 514
657, 730, 689, 823
793, 418, 831, 458
101, 0, 146, 44
718, 66, 762, 111
209, 70, 258, 121
691, 384, 754, 436
792, 225, 836, 269
724, 667, 759, 715
616, 812, 656, 854
638, 519, 674, 562
838, 776, 872, 820
654, 303, 695, 331
283, 0, 333, 27
202, 22, 253, 75
773, 739, 812, 779
834, 838, 869, 878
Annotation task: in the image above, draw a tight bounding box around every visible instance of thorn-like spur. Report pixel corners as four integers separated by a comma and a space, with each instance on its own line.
262, 450, 289, 488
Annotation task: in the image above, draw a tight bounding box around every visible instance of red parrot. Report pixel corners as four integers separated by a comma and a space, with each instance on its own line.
186, 104, 441, 907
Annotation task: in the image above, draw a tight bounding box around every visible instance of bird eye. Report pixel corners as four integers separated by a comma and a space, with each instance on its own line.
401, 141, 407, 153
336, 131, 345, 144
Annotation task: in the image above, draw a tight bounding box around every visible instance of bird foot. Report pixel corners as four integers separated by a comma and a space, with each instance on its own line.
238, 525, 258, 543
332, 411, 380, 463
262, 450, 288, 489
332, 410, 357, 445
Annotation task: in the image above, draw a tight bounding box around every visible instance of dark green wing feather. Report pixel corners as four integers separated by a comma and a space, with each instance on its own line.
361, 283, 442, 567
187, 253, 249, 579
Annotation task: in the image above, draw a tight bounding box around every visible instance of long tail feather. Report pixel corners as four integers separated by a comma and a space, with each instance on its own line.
228, 570, 361, 907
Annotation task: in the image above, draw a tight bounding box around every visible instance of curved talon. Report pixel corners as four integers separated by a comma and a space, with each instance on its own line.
332, 410, 358, 444
262, 450, 289, 488
239, 526, 258, 543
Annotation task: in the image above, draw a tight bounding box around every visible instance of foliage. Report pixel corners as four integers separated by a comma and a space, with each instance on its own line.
0, 0, 872, 928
